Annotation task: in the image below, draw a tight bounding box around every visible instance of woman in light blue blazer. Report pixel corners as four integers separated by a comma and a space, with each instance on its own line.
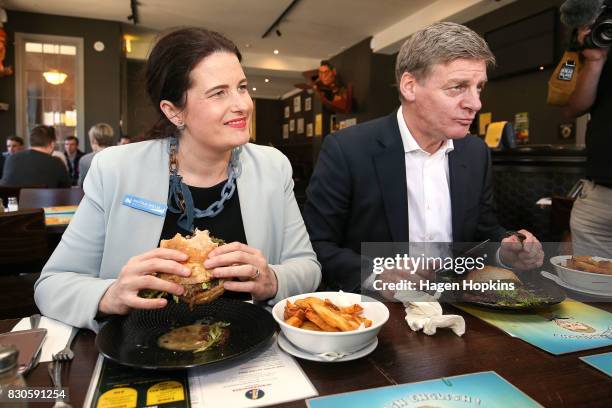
34, 28, 321, 331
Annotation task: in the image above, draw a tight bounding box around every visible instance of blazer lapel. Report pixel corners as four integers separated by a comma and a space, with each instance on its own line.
449, 140, 469, 241
373, 114, 409, 242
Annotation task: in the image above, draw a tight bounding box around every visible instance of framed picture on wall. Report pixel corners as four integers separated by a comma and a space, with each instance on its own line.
306, 123, 313, 137
297, 118, 304, 134
282, 124, 289, 139
289, 119, 295, 132
284, 106, 290, 118
293, 95, 301, 113
305, 97, 312, 111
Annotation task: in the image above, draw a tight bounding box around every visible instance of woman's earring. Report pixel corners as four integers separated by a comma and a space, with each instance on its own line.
176, 122, 185, 131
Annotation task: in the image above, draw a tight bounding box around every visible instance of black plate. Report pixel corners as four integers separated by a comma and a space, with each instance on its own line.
456, 274, 566, 311
96, 299, 277, 370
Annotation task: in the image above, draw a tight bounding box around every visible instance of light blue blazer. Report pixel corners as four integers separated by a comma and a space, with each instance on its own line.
34, 139, 321, 331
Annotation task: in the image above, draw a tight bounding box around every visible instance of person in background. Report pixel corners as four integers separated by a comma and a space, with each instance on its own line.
35, 27, 321, 330
118, 135, 131, 145
561, 24, 611, 257
78, 123, 115, 187
4, 136, 25, 156
303, 22, 544, 292
0, 136, 25, 178
0, 125, 70, 187
311, 60, 353, 114
63, 135, 84, 185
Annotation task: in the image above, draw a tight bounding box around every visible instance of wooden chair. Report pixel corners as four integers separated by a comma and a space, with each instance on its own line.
0, 209, 49, 273
19, 187, 84, 209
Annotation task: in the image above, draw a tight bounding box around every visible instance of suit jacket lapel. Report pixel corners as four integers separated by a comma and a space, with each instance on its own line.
373, 114, 409, 242
449, 139, 469, 241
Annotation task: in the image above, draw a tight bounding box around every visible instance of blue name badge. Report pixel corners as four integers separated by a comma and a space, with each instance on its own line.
122, 194, 167, 217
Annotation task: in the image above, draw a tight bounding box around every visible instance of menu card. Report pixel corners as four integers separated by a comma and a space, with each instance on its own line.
85, 337, 317, 408
307, 371, 541, 408
189, 337, 317, 407
44, 205, 77, 226
457, 300, 612, 354
580, 352, 612, 377
85, 356, 190, 408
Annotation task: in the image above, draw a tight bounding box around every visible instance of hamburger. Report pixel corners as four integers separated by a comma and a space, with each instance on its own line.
141, 229, 225, 306
464, 265, 522, 285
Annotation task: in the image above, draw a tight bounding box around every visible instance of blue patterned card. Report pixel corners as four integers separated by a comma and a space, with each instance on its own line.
307, 371, 541, 408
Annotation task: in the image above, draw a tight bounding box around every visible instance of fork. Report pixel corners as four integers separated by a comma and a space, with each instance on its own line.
48, 327, 78, 408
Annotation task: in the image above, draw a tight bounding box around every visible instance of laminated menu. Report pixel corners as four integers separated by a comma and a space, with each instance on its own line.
457, 300, 612, 354
307, 371, 542, 408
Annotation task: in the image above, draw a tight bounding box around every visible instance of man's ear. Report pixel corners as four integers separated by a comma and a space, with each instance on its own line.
399, 72, 417, 102
159, 100, 184, 126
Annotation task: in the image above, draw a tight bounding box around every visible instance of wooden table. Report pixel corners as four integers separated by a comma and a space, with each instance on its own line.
2, 303, 611, 407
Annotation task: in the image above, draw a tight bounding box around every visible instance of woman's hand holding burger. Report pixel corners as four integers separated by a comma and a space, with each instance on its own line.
204, 242, 278, 301
98, 248, 191, 315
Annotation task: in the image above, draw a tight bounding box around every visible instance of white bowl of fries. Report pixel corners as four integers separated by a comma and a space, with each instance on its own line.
272, 291, 389, 355
550, 255, 612, 294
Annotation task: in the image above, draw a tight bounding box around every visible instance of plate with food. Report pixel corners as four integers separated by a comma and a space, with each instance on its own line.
96, 298, 276, 370
549, 256, 612, 296
457, 266, 565, 310
271, 292, 389, 357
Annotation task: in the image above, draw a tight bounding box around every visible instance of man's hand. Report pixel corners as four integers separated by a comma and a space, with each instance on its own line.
499, 229, 544, 271
577, 27, 609, 63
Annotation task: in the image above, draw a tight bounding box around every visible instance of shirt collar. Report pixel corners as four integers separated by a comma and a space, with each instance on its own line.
396, 107, 454, 155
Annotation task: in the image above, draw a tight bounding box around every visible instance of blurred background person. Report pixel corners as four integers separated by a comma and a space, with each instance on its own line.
0, 136, 24, 178
0, 125, 70, 187
63, 135, 84, 185
118, 135, 131, 145
78, 123, 114, 186
4, 136, 24, 156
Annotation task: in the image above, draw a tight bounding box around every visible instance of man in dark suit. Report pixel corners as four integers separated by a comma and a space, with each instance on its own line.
63, 135, 84, 185
303, 22, 543, 292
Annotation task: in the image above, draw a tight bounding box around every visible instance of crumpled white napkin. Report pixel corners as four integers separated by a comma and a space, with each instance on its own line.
394, 291, 465, 336
12, 316, 75, 362
315, 351, 350, 361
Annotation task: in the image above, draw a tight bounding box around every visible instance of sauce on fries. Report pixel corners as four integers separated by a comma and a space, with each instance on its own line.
284, 297, 372, 332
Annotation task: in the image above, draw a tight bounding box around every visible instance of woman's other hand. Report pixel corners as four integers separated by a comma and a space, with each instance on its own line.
204, 242, 278, 301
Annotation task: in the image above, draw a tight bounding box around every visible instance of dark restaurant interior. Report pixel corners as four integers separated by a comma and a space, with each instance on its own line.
0, 0, 610, 407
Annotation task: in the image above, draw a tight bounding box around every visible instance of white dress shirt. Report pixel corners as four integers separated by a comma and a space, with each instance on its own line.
396, 108, 454, 243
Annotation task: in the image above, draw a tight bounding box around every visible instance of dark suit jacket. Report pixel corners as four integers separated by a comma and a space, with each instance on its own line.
0, 149, 71, 188
303, 112, 506, 291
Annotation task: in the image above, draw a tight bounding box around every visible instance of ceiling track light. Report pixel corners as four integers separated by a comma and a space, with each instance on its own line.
127, 0, 139, 24
261, 0, 301, 39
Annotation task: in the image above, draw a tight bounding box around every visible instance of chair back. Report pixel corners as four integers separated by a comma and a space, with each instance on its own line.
0, 209, 48, 266
19, 187, 84, 209
0, 185, 45, 207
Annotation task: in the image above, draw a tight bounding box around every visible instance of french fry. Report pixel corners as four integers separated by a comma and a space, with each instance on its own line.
305, 310, 339, 331
340, 304, 363, 314
311, 303, 354, 332
285, 314, 304, 327
300, 321, 322, 331
284, 296, 371, 332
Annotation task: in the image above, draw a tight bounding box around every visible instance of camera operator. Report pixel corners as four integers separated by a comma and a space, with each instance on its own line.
558, 0, 612, 257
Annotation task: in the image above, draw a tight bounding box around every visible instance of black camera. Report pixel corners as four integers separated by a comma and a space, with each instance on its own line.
584, 1, 612, 48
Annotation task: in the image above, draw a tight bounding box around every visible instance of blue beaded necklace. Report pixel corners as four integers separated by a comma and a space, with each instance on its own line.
167, 137, 242, 232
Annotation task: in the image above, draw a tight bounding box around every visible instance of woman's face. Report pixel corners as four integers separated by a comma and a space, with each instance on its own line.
181, 52, 253, 152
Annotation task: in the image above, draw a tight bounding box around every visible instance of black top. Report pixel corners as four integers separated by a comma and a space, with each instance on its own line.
160, 180, 248, 300
586, 57, 612, 186
0, 149, 71, 188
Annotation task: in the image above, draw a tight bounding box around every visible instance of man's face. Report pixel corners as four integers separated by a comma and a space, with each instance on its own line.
318, 65, 336, 87
6, 140, 24, 155
64, 139, 78, 154
401, 58, 486, 142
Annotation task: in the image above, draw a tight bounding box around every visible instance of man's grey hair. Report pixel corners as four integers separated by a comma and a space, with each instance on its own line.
395, 22, 496, 87
88, 123, 115, 148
